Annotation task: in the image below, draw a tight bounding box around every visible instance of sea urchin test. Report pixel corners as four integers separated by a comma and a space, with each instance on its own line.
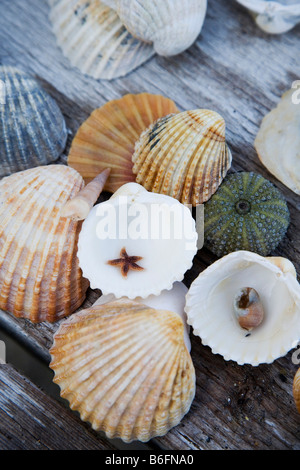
77, 183, 198, 299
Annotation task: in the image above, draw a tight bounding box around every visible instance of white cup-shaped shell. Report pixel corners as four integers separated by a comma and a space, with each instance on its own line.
50, 298, 195, 442
104, 0, 208, 56
77, 182, 198, 299
185, 251, 300, 366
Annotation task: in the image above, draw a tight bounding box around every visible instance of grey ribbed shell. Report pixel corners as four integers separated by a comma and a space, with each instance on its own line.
0, 66, 67, 177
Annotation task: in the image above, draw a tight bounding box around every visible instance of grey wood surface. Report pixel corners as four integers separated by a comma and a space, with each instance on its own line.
0, 0, 300, 450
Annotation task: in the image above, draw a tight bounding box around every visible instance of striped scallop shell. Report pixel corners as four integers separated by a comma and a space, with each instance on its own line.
102, 0, 207, 56
48, 0, 155, 80
0, 66, 67, 177
50, 298, 196, 442
0, 165, 89, 323
67, 93, 179, 192
132, 109, 232, 206
293, 368, 300, 413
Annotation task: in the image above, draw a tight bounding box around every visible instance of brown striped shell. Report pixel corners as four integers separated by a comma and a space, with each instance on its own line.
67, 93, 179, 193
293, 367, 300, 413
0, 165, 89, 323
132, 109, 232, 205
49, 298, 196, 442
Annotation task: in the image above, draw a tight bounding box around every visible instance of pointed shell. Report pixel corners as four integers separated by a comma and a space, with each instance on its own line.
77, 182, 198, 299
132, 109, 232, 205
0, 165, 89, 323
67, 93, 179, 192
185, 251, 300, 366
236, 1, 300, 34
49, 298, 196, 443
0, 66, 67, 177
254, 88, 300, 195
293, 368, 300, 413
104, 0, 208, 56
48, 0, 155, 80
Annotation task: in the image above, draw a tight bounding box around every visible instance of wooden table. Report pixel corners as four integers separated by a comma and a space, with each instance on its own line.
0, 0, 300, 451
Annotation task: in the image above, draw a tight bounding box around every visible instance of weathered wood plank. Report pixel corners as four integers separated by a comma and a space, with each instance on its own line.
0, 0, 300, 451
0, 364, 118, 450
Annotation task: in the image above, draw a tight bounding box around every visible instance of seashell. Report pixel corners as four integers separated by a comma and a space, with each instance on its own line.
77, 182, 198, 299
48, 0, 155, 80
67, 93, 179, 192
233, 287, 264, 331
185, 250, 300, 366
49, 298, 196, 442
0, 165, 89, 323
102, 0, 208, 56
236, 0, 300, 34
204, 172, 290, 257
94, 281, 191, 352
293, 367, 300, 413
132, 109, 232, 206
254, 88, 300, 195
0, 66, 67, 178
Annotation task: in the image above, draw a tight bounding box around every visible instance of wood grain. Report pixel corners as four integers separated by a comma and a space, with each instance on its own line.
0, 0, 300, 450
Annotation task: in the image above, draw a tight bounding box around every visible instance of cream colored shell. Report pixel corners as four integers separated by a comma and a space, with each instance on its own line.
0, 165, 89, 323
77, 182, 198, 299
185, 251, 300, 366
48, 0, 154, 80
132, 109, 232, 205
102, 0, 208, 56
49, 298, 196, 442
255, 88, 300, 195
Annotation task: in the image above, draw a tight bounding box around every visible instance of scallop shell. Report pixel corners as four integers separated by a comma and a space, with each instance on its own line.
67, 93, 179, 192
48, 0, 155, 80
254, 88, 300, 195
0, 66, 67, 177
0, 165, 89, 323
103, 0, 208, 56
293, 367, 300, 413
49, 298, 196, 443
94, 281, 191, 352
132, 109, 232, 206
236, 1, 300, 34
77, 182, 198, 299
185, 251, 300, 366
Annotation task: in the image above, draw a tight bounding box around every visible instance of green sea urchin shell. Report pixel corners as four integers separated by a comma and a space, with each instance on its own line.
204, 172, 290, 257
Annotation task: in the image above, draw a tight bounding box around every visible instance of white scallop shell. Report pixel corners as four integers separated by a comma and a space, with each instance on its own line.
95, 281, 191, 351
103, 0, 208, 56
185, 251, 300, 366
254, 88, 300, 195
77, 182, 198, 299
48, 0, 154, 80
236, 0, 300, 34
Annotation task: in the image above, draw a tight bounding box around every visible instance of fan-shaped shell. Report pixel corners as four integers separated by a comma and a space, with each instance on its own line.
48, 0, 155, 80
103, 0, 208, 56
77, 182, 198, 299
254, 88, 300, 195
67, 93, 179, 192
0, 165, 89, 323
132, 109, 232, 206
185, 251, 300, 366
0, 66, 67, 177
293, 367, 300, 413
49, 298, 196, 443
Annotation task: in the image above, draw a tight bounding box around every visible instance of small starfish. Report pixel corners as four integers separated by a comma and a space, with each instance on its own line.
107, 247, 144, 278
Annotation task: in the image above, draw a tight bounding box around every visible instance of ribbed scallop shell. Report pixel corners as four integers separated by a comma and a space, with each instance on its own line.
132, 109, 232, 206
293, 368, 300, 413
50, 299, 196, 442
102, 0, 207, 56
0, 66, 67, 177
48, 0, 155, 80
67, 93, 179, 192
185, 251, 300, 366
254, 88, 300, 195
0, 165, 89, 323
